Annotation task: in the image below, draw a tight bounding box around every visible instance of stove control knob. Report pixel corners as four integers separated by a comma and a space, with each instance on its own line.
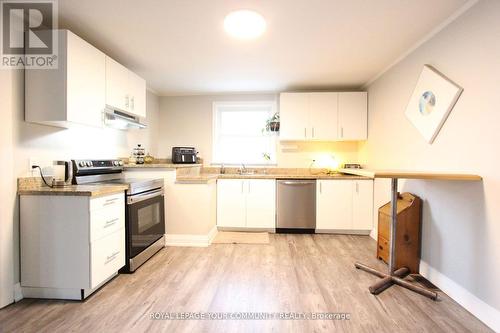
118, 160, 124, 166
89, 161, 93, 167
113, 160, 119, 166
79, 161, 86, 167
86, 161, 92, 167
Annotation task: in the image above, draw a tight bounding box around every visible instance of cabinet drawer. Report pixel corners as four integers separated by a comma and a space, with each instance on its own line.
90, 205, 125, 242
90, 229, 125, 288
377, 236, 389, 263
90, 193, 124, 212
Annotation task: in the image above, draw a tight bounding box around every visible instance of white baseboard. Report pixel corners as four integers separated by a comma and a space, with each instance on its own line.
13, 282, 22, 302
420, 260, 500, 332
165, 225, 218, 247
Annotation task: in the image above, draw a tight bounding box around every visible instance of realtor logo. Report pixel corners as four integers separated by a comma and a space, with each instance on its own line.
1, 0, 58, 68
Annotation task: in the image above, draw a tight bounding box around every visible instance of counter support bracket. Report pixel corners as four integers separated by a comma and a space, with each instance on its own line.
354, 177, 438, 300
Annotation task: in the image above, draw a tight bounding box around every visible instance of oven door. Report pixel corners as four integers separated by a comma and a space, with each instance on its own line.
126, 189, 165, 258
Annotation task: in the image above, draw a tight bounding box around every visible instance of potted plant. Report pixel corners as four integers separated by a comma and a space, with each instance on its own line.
263, 112, 280, 133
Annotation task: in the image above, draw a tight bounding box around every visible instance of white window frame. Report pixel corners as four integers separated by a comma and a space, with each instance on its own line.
212, 100, 277, 165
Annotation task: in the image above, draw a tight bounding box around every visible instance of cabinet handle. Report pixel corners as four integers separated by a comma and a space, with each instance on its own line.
131, 96, 135, 110
105, 251, 120, 264
356, 182, 359, 193
104, 217, 119, 228
103, 198, 119, 206
341, 127, 344, 138
312, 127, 315, 138
304, 128, 307, 138
125, 95, 129, 108
319, 182, 322, 194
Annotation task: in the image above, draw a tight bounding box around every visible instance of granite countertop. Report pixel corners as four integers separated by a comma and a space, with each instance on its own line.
18, 178, 128, 197
175, 172, 370, 184
123, 163, 202, 169
216, 173, 369, 180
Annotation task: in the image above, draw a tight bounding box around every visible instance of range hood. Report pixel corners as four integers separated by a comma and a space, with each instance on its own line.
103, 109, 147, 130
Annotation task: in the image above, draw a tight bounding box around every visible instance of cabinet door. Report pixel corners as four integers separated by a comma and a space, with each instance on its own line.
309, 92, 338, 141
217, 180, 246, 228
105, 57, 130, 112
352, 180, 374, 230
246, 180, 276, 229
128, 71, 146, 118
279, 93, 309, 140
316, 180, 352, 230
66, 31, 106, 127
338, 92, 368, 140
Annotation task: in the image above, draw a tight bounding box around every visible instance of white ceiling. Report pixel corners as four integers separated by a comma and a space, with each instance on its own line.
58, 0, 470, 96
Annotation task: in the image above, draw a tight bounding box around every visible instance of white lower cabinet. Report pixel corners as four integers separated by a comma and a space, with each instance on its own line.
316, 179, 373, 234
20, 192, 125, 300
217, 179, 276, 229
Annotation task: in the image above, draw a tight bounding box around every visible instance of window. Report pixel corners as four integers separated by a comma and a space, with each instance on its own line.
213, 101, 277, 164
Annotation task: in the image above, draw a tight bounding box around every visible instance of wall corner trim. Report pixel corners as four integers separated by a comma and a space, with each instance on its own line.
13, 283, 23, 302
362, 0, 479, 88
420, 260, 500, 332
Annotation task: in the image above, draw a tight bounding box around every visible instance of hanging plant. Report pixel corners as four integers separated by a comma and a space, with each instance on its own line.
263, 112, 280, 133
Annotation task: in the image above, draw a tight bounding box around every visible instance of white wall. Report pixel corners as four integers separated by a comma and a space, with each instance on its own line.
158, 94, 361, 167
360, 0, 500, 329
0, 70, 16, 308
0, 69, 160, 308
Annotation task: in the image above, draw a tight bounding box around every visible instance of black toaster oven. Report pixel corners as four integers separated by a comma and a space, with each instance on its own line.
172, 147, 197, 164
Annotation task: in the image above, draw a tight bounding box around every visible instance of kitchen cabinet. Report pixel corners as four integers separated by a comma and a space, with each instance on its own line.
105, 57, 146, 118
217, 179, 276, 229
279, 92, 367, 141
25, 30, 106, 128
279, 93, 309, 140
316, 179, 373, 234
20, 192, 125, 300
338, 92, 368, 141
352, 179, 373, 230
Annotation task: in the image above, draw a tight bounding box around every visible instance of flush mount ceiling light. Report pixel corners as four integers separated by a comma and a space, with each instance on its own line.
224, 10, 266, 39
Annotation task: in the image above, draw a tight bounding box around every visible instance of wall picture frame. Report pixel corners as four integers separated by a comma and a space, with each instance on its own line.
405, 65, 463, 143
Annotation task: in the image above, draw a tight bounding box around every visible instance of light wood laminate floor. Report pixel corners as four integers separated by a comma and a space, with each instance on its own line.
0, 234, 492, 332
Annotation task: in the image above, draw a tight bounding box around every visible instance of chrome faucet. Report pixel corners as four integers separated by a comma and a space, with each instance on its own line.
239, 163, 247, 174
220, 163, 225, 174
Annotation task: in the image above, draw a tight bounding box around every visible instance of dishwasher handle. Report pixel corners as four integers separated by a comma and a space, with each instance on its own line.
280, 180, 316, 185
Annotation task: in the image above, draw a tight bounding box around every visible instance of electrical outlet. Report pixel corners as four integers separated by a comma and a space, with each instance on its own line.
29, 158, 40, 176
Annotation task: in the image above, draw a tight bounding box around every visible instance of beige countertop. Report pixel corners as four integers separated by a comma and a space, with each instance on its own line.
123, 163, 202, 169
18, 178, 128, 197
175, 172, 370, 184
339, 168, 482, 181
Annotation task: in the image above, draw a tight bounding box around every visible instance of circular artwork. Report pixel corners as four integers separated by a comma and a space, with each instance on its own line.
419, 91, 436, 115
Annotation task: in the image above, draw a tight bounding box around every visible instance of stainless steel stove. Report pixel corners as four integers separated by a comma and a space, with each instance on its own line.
73, 159, 165, 272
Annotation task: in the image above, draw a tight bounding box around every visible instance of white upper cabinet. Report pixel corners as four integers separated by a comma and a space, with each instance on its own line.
338, 92, 368, 141
128, 71, 147, 118
279, 92, 367, 141
25, 30, 106, 128
105, 57, 129, 112
309, 92, 338, 141
279, 93, 309, 140
105, 57, 146, 118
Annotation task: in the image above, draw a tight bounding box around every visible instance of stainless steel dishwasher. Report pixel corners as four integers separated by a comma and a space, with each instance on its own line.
276, 179, 316, 233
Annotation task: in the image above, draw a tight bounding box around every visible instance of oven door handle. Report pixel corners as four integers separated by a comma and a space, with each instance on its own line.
127, 188, 164, 204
